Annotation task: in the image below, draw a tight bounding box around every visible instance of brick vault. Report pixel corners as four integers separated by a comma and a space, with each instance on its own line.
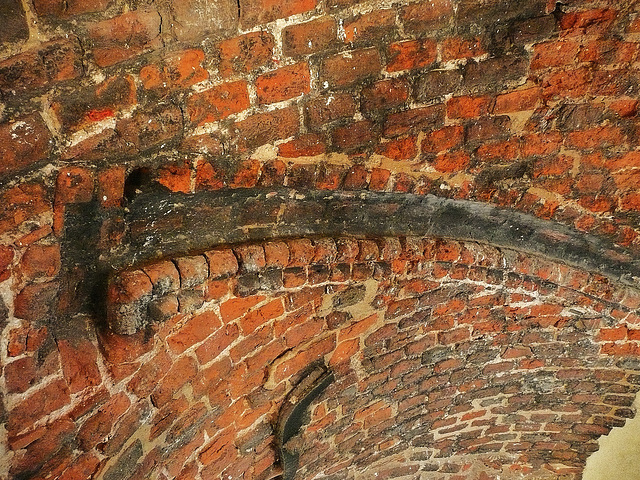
1, 0, 640, 479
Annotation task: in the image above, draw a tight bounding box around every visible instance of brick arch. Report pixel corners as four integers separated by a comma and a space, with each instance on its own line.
56, 235, 636, 480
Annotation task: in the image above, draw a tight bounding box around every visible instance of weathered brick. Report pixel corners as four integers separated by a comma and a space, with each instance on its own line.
142, 49, 208, 91
89, 9, 162, 67
321, 48, 381, 88
0, 115, 52, 178
0, 39, 82, 96
362, 78, 410, 113
171, 0, 237, 42
343, 9, 396, 44
168, 311, 221, 354
218, 31, 274, 77
386, 39, 437, 72
256, 63, 310, 104
0, 0, 28, 42
401, 0, 453, 33
8, 379, 70, 435
34, 0, 111, 16
187, 81, 250, 125
446, 95, 491, 119
305, 93, 357, 129
384, 105, 445, 137
231, 107, 299, 152
239, 0, 317, 28
332, 120, 378, 151
283, 17, 337, 57
279, 133, 326, 158
52, 75, 136, 132
441, 36, 485, 61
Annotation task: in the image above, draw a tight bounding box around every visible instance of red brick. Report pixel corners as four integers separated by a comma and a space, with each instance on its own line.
332, 120, 378, 151
446, 95, 491, 119
305, 93, 357, 129
89, 9, 162, 67
283, 17, 336, 57
263, 241, 290, 267
0, 39, 82, 95
187, 81, 250, 125
174, 255, 209, 288
34, 0, 111, 16
14, 281, 59, 322
321, 48, 381, 87
566, 126, 625, 149
97, 166, 125, 208
232, 107, 299, 152
256, 63, 310, 104
98, 328, 154, 365
422, 125, 464, 153
53, 75, 137, 131
108, 269, 153, 306
157, 161, 192, 193
55, 167, 94, 205
287, 239, 315, 267
218, 31, 274, 77
384, 105, 445, 137
432, 150, 471, 173
9, 417, 75, 475
362, 78, 410, 113
171, 0, 237, 42
377, 137, 417, 161
168, 310, 222, 354
234, 244, 266, 273
240, 299, 284, 334
195, 158, 226, 191
386, 39, 437, 72
541, 67, 591, 99
143, 261, 180, 295
4, 356, 40, 394
609, 99, 638, 118
239, 0, 316, 28
343, 9, 395, 44
220, 295, 266, 323
0, 114, 52, 178
141, 49, 208, 91
559, 8, 617, 36
279, 133, 326, 157
20, 243, 60, 280
495, 88, 541, 113
58, 339, 102, 393
401, 0, 453, 33
531, 40, 580, 70
0, 183, 50, 236
77, 392, 130, 450
126, 349, 172, 397
195, 323, 240, 364
8, 378, 70, 435
441, 37, 485, 61
151, 356, 198, 407
205, 248, 238, 278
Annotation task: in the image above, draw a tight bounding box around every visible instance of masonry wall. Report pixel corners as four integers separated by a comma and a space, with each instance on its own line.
2, 0, 640, 479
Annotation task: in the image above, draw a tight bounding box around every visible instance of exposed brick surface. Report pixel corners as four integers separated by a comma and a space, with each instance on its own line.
3, 1, 640, 478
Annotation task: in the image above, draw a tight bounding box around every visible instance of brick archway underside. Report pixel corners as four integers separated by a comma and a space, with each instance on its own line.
5, 193, 640, 480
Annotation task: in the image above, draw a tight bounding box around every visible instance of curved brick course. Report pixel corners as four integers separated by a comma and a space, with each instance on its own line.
4, 235, 640, 479
3, 0, 640, 478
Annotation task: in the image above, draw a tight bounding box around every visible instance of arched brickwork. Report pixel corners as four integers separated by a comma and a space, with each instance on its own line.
3, 0, 640, 479
5, 235, 640, 479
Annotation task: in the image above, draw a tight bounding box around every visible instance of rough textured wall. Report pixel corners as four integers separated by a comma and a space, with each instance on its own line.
2, 0, 640, 479
7, 235, 640, 480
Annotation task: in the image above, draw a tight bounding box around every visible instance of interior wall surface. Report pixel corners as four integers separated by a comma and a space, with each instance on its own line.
2, 0, 640, 479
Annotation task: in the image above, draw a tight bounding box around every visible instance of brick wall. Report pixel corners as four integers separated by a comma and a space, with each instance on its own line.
5, 236, 640, 479
2, 0, 640, 479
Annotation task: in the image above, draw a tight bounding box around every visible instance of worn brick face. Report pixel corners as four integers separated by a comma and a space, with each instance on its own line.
2, 1, 640, 478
